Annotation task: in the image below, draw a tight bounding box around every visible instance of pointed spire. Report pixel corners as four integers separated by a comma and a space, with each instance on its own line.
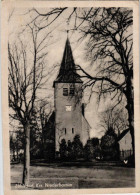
58, 38, 75, 75
53, 38, 83, 86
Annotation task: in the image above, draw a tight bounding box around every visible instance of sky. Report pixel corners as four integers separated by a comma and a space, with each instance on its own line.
8, 7, 117, 138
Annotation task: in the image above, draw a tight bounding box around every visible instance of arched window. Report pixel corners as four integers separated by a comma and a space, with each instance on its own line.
70, 88, 75, 96
72, 128, 74, 134
63, 88, 68, 96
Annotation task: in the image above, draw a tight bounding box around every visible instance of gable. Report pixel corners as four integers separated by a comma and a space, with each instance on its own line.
117, 128, 129, 141
44, 111, 55, 141
118, 130, 132, 151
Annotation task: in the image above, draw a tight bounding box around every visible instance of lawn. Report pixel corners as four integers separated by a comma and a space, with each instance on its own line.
11, 163, 135, 189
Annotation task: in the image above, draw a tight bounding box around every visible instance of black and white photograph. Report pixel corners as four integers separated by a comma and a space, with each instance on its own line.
6, 5, 137, 190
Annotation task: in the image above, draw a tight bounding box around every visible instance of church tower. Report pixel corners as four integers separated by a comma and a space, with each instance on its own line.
53, 38, 90, 152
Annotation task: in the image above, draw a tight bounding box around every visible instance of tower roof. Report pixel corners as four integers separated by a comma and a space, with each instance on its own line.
53, 38, 83, 86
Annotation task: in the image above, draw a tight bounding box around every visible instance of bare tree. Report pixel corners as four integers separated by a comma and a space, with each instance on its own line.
8, 21, 52, 184
76, 8, 134, 158
99, 105, 128, 136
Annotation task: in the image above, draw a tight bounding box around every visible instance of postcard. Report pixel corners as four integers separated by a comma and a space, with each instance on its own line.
1, 1, 140, 194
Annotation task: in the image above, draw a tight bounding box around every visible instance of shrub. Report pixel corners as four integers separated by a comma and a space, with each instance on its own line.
60, 139, 67, 160
101, 127, 119, 160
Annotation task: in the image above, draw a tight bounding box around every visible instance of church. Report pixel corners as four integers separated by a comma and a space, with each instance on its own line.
44, 38, 90, 156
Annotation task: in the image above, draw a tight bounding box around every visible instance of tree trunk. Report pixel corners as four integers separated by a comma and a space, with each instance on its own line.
16, 139, 19, 160
13, 148, 15, 161
22, 122, 30, 185
41, 127, 45, 158
125, 77, 135, 163
127, 101, 135, 161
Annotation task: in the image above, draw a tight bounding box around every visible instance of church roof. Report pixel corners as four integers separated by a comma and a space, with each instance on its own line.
53, 38, 83, 86
117, 128, 129, 142
44, 111, 55, 142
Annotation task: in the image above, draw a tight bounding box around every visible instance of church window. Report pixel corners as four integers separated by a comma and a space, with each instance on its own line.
70, 88, 75, 96
72, 128, 74, 134
63, 88, 68, 96
65, 128, 66, 134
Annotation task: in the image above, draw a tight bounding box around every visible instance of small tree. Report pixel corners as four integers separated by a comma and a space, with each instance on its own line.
10, 129, 24, 161
10, 135, 16, 161
45, 142, 55, 162
60, 139, 67, 160
84, 139, 94, 161
101, 127, 119, 160
72, 135, 83, 159
99, 106, 128, 136
91, 137, 99, 147
67, 140, 73, 160
91, 137, 101, 159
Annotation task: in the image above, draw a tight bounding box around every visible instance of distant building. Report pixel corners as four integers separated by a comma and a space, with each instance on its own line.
44, 38, 90, 154
118, 129, 133, 160
10, 131, 24, 162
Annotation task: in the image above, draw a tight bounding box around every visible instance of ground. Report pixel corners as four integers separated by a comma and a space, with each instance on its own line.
11, 162, 135, 189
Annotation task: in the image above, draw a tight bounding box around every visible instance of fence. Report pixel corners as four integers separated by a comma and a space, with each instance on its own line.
120, 149, 133, 160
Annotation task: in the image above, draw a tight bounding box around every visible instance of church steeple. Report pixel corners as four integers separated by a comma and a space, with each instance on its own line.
59, 38, 75, 75
53, 38, 90, 152
53, 38, 83, 86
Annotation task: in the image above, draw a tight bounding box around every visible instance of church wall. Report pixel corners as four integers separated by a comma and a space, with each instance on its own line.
118, 131, 133, 160
119, 131, 132, 151
81, 116, 90, 146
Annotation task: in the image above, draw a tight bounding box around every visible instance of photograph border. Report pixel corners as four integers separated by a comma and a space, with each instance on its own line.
1, 1, 140, 194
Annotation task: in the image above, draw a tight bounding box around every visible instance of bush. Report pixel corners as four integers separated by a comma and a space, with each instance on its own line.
44, 142, 55, 161
84, 139, 94, 160
72, 135, 83, 159
101, 127, 119, 160
67, 140, 74, 160
60, 139, 67, 160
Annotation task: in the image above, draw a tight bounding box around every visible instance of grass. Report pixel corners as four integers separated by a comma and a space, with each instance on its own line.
11, 163, 135, 189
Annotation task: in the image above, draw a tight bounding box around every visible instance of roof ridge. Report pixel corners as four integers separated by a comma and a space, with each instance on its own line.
117, 128, 130, 141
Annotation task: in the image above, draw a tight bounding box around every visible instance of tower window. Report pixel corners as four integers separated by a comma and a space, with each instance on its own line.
70, 88, 75, 96
66, 105, 72, 111
65, 128, 66, 134
63, 88, 68, 96
72, 128, 74, 134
